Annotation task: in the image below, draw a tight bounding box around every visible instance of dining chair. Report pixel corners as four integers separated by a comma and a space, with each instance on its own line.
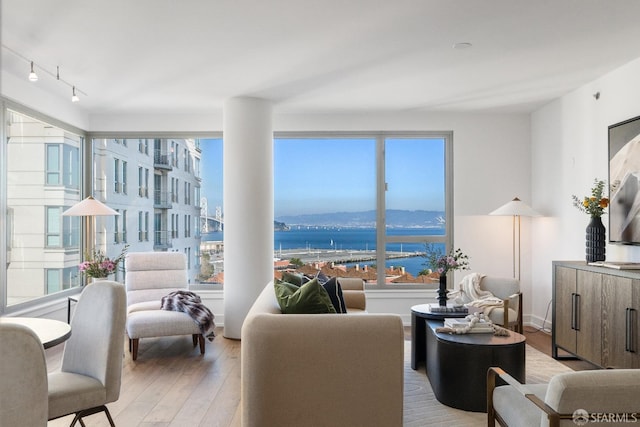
48, 280, 127, 427
0, 322, 48, 426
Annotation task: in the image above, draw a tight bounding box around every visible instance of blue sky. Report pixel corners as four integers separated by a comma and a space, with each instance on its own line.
199, 137, 445, 218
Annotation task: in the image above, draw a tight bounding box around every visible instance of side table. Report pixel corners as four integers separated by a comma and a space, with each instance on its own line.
410, 303, 468, 370
67, 295, 79, 324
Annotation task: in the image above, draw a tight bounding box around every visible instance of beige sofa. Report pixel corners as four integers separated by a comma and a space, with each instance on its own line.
241, 278, 404, 427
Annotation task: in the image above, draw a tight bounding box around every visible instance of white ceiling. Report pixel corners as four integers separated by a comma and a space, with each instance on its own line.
4, 0, 640, 116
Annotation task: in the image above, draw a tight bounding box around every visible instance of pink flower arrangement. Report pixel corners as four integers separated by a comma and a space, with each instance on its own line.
79, 245, 128, 278
424, 244, 470, 277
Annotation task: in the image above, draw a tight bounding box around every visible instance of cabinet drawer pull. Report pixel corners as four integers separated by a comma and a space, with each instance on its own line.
571, 293, 576, 330
627, 308, 636, 353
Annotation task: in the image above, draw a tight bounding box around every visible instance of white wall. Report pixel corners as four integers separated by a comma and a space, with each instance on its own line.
531, 56, 640, 329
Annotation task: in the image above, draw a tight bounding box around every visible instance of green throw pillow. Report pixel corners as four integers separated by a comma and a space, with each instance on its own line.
274, 278, 337, 314
281, 271, 307, 286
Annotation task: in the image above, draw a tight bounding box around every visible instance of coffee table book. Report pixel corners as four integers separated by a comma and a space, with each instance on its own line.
443, 318, 494, 333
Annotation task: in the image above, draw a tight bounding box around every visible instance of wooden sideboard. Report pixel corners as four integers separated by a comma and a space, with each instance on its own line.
552, 261, 640, 368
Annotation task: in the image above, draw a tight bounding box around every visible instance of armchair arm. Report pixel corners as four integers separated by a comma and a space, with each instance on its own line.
487, 367, 568, 427
501, 292, 523, 333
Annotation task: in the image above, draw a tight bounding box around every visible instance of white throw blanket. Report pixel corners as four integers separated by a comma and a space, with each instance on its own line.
447, 272, 504, 315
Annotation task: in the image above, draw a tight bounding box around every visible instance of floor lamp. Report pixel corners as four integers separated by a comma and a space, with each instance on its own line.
489, 197, 540, 281
62, 196, 120, 281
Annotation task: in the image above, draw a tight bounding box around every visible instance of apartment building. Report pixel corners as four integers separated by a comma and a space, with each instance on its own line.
6, 110, 202, 307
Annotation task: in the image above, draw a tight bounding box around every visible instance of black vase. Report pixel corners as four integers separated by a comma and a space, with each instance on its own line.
438, 275, 448, 307
586, 216, 606, 263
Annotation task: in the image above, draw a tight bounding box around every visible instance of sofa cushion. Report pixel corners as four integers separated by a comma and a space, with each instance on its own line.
274, 278, 337, 314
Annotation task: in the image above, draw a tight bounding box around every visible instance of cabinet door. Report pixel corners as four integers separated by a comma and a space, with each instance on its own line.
576, 270, 602, 366
602, 275, 634, 368
633, 281, 640, 368
554, 266, 577, 354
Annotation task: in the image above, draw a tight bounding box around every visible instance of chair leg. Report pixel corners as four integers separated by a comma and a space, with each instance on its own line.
198, 334, 205, 355
131, 338, 139, 361
69, 405, 115, 427
192, 334, 198, 346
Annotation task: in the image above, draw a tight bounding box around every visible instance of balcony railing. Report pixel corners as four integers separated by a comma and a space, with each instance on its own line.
154, 152, 172, 170
154, 190, 172, 209
153, 230, 172, 249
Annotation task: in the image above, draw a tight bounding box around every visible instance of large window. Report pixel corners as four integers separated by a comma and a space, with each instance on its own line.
92, 137, 205, 284
4, 108, 83, 309
273, 133, 451, 288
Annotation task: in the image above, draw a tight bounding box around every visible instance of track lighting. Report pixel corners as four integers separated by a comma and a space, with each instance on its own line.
71, 86, 80, 102
28, 61, 38, 81
3, 44, 87, 103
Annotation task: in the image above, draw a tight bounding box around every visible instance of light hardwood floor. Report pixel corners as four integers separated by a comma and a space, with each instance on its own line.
45, 325, 592, 427
46, 327, 241, 427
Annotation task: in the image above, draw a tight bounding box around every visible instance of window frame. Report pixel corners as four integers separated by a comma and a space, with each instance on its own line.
0, 99, 87, 315
274, 131, 453, 289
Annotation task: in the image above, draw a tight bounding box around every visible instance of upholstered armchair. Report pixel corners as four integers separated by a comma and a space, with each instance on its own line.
453, 273, 522, 333
478, 276, 522, 333
125, 251, 206, 360
0, 322, 48, 426
487, 367, 640, 426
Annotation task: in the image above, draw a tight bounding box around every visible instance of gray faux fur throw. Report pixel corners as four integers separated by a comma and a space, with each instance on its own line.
161, 290, 216, 341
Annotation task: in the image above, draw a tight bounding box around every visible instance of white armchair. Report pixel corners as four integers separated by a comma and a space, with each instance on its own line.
125, 251, 205, 360
478, 276, 522, 333
488, 366, 640, 426
454, 273, 522, 333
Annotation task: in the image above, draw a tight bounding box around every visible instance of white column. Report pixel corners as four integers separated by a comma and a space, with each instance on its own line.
223, 97, 273, 339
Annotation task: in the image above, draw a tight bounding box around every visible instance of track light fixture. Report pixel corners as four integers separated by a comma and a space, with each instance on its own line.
3, 44, 87, 103
28, 61, 38, 82
72, 86, 80, 102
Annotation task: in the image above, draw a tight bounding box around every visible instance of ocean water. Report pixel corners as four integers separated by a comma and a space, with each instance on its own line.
202, 227, 444, 276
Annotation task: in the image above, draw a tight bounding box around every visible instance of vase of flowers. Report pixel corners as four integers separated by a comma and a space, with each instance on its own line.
79, 245, 128, 282
424, 244, 470, 306
572, 179, 609, 263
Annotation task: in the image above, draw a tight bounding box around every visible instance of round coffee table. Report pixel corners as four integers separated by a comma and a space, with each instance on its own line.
425, 319, 526, 412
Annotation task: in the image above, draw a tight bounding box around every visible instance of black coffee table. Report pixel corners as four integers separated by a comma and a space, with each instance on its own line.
425, 319, 526, 412
410, 303, 469, 370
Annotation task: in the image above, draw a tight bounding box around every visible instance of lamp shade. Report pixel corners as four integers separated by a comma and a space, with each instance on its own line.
62, 196, 120, 216
489, 197, 540, 217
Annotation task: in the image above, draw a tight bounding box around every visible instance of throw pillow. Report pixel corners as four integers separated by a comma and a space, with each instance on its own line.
322, 277, 347, 313
315, 271, 331, 285
281, 271, 309, 286
274, 278, 337, 314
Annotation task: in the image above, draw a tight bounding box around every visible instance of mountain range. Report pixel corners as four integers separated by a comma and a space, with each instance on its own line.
275, 209, 445, 228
